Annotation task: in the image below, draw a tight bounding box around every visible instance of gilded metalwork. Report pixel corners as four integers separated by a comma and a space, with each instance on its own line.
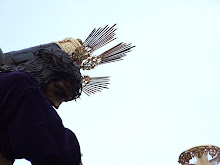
82, 75, 91, 88
54, 38, 82, 56
178, 145, 220, 165
54, 25, 134, 96
82, 76, 110, 96
55, 38, 101, 70
81, 56, 102, 70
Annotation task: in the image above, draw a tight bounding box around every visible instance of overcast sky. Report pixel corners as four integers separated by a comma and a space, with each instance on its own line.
1, 0, 220, 165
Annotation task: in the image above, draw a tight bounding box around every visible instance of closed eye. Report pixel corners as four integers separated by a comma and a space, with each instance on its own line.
54, 84, 69, 99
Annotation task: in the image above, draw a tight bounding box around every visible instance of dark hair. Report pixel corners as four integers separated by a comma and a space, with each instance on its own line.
17, 48, 82, 100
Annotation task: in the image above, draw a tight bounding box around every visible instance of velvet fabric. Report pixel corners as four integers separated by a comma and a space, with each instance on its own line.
0, 70, 81, 165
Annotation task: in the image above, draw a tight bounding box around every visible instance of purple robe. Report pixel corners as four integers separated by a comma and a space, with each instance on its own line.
0, 70, 81, 165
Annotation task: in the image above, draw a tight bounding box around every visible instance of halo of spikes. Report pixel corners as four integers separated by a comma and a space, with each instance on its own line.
80, 42, 135, 70
55, 24, 135, 96
83, 24, 117, 53
82, 76, 110, 96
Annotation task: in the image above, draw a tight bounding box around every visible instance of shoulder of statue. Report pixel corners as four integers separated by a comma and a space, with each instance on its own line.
2, 70, 39, 89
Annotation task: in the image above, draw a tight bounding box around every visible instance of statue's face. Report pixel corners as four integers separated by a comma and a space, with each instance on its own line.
42, 80, 73, 109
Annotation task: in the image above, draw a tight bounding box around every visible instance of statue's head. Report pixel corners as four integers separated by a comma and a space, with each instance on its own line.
17, 48, 82, 108
0, 24, 135, 104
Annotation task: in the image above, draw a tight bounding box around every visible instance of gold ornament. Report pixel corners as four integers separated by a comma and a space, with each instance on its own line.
178, 145, 220, 165
54, 24, 135, 96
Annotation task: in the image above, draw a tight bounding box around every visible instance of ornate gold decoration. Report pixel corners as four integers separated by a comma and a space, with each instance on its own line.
82, 76, 110, 96
82, 75, 91, 88
55, 38, 83, 56
178, 145, 220, 165
54, 25, 135, 96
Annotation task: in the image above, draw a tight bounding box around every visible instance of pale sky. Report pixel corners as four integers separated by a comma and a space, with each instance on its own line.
1, 0, 220, 165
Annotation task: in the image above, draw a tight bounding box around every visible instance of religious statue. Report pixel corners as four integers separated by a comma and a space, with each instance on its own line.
0, 24, 134, 165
